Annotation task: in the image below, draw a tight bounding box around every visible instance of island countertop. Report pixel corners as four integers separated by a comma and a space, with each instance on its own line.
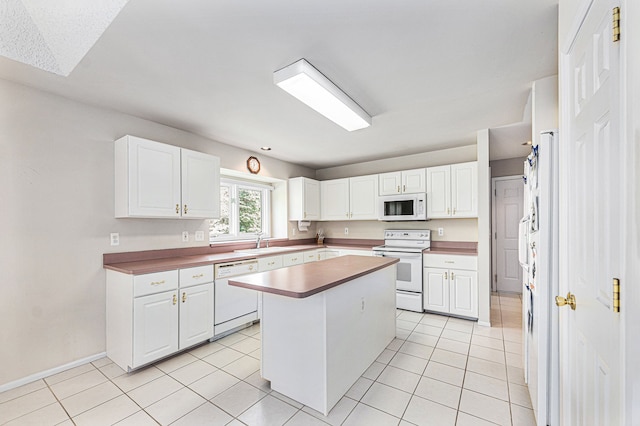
229, 255, 399, 298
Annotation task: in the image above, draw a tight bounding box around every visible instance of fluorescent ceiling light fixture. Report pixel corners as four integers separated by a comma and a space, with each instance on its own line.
274, 59, 371, 131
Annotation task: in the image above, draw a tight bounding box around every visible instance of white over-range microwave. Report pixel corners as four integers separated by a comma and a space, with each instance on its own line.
379, 193, 427, 221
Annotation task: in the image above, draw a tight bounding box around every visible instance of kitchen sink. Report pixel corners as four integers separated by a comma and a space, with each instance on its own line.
234, 247, 298, 255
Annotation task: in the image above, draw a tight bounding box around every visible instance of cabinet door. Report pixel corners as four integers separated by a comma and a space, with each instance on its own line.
283, 252, 304, 266
303, 250, 319, 263
304, 178, 321, 220
423, 268, 449, 313
402, 168, 426, 194
181, 149, 220, 219
179, 283, 214, 349
133, 291, 179, 367
258, 255, 283, 271
349, 175, 379, 220
321, 179, 350, 221
426, 165, 451, 218
379, 172, 401, 195
127, 137, 181, 218
288, 177, 321, 220
449, 269, 478, 318
451, 162, 478, 218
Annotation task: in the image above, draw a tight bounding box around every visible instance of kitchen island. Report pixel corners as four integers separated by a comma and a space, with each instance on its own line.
229, 255, 398, 415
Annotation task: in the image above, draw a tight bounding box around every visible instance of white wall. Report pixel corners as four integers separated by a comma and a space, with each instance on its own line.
316, 145, 477, 180
490, 157, 526, 178
0, 78, 315, 387
532, 75, 559, 139
476, 130, 491, 325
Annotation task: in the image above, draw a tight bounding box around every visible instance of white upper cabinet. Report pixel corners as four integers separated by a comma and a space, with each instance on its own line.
450, 162, 478, 217
426, 165, 451, 218
427, 161, 477, 218
349, 175, 379, 220
320, 175, 378, 221
181, 148, 220, 219
115, 135, 220, 219
379, 168, 425, 195
320, 178, 350, 221
288, 177, 321, 221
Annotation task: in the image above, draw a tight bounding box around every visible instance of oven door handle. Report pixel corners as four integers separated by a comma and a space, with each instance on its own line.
377, 252, 423, 259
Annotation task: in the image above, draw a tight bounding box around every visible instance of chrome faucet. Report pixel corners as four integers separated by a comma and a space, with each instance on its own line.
256, 232, 264, 249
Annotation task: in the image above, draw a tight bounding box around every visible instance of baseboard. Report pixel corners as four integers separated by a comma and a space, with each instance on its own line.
477, 320, 492, 327
0, 352, 107, 393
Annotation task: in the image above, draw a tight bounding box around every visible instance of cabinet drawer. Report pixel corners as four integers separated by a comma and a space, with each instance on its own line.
423, 254, 477, 270
258, 255, 283, 271
179, 265, 213, 288
303, 250, 318, 263
283, 252, 303, 267
134, 270, 178, 297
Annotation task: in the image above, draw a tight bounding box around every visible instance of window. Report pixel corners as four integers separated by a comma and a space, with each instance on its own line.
210, 178, 271, 241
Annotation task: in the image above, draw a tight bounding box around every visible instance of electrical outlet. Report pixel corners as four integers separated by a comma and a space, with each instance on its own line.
344, 227, 349, 235
438, 227, 444, 236
110, 233, 119, 246
292, 228, 296, 236
182, 231, 189, 242
195, 231, 205, 241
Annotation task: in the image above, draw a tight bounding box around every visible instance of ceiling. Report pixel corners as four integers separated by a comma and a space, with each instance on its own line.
0, 0, 558, 169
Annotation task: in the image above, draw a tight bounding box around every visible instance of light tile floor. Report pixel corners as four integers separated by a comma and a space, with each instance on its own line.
0, 293, 534, 425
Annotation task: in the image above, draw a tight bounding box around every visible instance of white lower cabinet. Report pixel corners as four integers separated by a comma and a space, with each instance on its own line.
133, 290, 179, 367
423, 254, 478, 319
107, 265, 214, 371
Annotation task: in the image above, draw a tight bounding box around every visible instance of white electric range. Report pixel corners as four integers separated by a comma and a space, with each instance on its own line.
372, 230, 431, 312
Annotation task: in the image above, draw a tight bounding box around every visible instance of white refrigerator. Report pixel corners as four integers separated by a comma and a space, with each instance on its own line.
519, 130, 559, 426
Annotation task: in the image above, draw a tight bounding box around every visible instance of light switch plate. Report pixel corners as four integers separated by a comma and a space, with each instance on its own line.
438, 227, 444, 236
110, 233, 119, 246
195, 231, 205, 241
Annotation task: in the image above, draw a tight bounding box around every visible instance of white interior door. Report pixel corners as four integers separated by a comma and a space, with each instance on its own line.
494, 177, 524, 293
562, 0, 622, 424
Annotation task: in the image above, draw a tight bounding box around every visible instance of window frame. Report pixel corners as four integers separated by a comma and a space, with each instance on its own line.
210, 178, 271, 242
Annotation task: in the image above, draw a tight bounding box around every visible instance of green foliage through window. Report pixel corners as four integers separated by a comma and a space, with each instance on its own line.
210, 180, 270, 240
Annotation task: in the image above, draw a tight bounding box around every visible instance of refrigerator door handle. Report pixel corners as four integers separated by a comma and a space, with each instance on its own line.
518, 216, 530, 269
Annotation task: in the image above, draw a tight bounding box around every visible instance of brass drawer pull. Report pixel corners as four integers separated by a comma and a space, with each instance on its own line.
192, 273, 204, 279
172, 294, 177, 305
176, 204, 180, 214
150, 280, 166, 286
182, 292, 187, 303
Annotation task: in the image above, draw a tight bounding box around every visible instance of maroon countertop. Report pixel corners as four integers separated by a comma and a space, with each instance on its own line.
424, 241, 478, 256
229, 255, 399, 298
102, 239, 476, 275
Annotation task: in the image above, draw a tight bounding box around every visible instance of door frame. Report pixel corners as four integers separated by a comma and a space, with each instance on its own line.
559, 0, 628, 423
491, 175, 524, 293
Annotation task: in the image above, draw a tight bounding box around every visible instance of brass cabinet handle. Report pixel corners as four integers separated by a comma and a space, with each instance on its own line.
248, 265, 254, 271
176, 204, 180, 214
182, 292, 187, 303
444, 272, 448, 279
447, 207, 450, 215
350, 212, 353, 218
304, 212, 307, 218
150, 280, 165, 286
172, 294, 177, 305
453, 207, 456, 215
184, 204, 188, 214
192, 273, 204, 279
555, 292, 577, 310
403, 185, 406, 192
397, 185, 400, 193
346, 213, 349, 217
292, 257, 298, 261
445, 261, 454, 264
451, 272, 455, 280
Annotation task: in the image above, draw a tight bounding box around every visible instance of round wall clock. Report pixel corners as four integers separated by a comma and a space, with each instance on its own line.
247, 156, 261, 174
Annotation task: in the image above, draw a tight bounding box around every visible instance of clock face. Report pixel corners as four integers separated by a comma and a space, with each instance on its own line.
247, 156, 260, 174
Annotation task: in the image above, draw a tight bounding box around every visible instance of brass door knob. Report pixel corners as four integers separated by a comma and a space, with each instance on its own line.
555, 292, 577, 310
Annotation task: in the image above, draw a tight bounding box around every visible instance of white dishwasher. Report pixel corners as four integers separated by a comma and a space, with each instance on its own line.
214, 259, 259, 336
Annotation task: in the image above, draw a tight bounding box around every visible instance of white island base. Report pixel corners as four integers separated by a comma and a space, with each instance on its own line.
259, 266, 396, 415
